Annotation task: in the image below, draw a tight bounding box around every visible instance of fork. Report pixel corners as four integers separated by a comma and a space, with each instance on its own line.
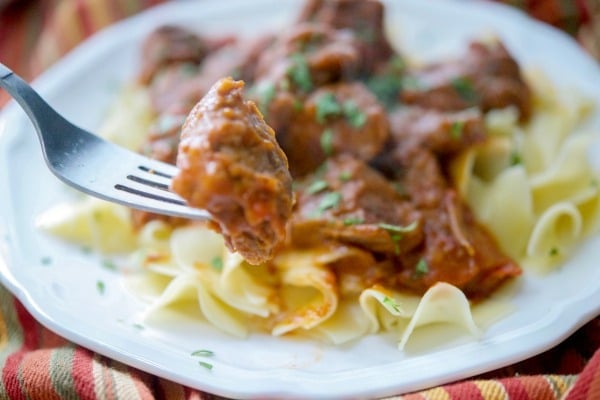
0, 62, 211, 220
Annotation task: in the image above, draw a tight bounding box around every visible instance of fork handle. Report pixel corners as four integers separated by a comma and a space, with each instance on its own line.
0, 63, 12, 79
0, 62, 70, 146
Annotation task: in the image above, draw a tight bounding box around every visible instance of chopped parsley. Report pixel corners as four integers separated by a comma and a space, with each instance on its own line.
101, 259, 117, 271
315, 92, 342, 123
198, 361, 214, 370
288, 53, 313, 92
343, 217, 364, 226
378, 221, 418, 233
549, 247, 560, 257
210, 256, 223, 271
382, 296, 401, 313
338, 171, 352, 182
509, 151, 522, 166
191, 349, 215, 357
96, 280, 106, 294
450, 121, 465, 140
320, 129, 334, 156
318, 192, 342, 213
191, 349, 214, 370
401, 76, 424, 91
307, 179, 329, 195
415, 258, 429, 276
366, 73, 403, 109
390, 233, 402, 255
342, 100, 367, 128
393, 182, 408, 196
255, 82, 276, 115
450, 77, 477, 102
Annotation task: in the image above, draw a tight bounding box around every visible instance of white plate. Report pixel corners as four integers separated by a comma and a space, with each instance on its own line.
1, 0, 600, 399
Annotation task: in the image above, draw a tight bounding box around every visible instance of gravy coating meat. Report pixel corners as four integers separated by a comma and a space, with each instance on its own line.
297, 0, 396, 73
401, 40, 532, 120
291, 154, 424, 255
274, 82, 388, 177
171, 77, 293, 265
254, 22, 362, 89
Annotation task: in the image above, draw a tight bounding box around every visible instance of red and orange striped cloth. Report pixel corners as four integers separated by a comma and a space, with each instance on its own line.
0, 0, 599, 399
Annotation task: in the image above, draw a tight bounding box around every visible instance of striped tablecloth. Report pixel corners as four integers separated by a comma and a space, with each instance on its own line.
0, 0, 599, 398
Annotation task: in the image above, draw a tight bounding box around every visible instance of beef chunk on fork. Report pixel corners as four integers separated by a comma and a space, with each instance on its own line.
171, 77, 293, 265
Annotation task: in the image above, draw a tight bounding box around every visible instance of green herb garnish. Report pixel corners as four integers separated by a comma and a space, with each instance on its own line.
343, 217, 364, 226
450, 77, 477, 102
338, 171, 352, 182
318, 192, 342, 213
320, 129, 334, 156
509, 151, 522, 166
315, 92, 342, 123
101, 259, 117, 271
210, 256, 224, 271
382, 296, 401, 313
288, 53, 312, 92
549, 247, 560, 257
366, 74, 403, 109
96, 280, 105, 294
450, 121, 465, 140
390, 233, 402, 255
342, 100, 367, 128
378, 221, 418, 233
415, 258, 429, 276
307, 179, 329, 195
401, 76, 424, 91
191, 349, 215, 357
198, 361, 213, 370
255, 82, 276, 115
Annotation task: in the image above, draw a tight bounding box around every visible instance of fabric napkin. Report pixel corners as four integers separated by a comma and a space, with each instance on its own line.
0, 0, 599, 399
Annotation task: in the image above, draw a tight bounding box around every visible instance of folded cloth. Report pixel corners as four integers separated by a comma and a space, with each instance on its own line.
0, 0, 599, 399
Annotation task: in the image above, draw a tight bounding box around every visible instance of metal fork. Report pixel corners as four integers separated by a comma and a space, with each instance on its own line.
0, 62, 211, 220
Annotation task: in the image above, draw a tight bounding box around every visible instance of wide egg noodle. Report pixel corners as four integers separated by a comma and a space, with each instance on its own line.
309, 299, 372, 345
524, 202, 582, 271
270, 249, 338, 336
452, 147, 535, 260
36, 197, 138, 253
97, 83, 154, 151
529, 134, 599, 212
451, 72, 600, 271
358, 283, 479, 350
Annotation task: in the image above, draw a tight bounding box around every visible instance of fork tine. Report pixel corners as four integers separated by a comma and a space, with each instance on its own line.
116, 177, 185, 204
109, 183, 212, 219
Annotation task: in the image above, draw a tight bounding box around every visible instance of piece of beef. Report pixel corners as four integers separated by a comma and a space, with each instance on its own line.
271, 81, 388, 177
171, 77, 293, 265
401, 40, 532, 120
138, 26, 218, 85
393, 191, 521, 299
291, 154, 424, 256
297, 0, 396, 73
254, 22, 361, 90
388, 106, 486, 156
147, 34, 273, 115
